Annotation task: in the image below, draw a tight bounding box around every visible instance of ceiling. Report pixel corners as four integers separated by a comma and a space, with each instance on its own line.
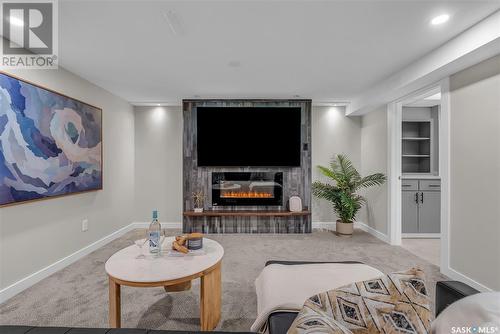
58, 1, 500, 104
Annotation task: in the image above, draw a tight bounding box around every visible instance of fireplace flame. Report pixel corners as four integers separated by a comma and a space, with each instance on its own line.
221, 191, 273, 198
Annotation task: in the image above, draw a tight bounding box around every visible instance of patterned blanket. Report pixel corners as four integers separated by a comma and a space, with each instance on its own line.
287, 268, 432, 334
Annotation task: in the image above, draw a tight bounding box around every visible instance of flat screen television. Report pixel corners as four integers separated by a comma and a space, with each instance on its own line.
196, 107, 302, 167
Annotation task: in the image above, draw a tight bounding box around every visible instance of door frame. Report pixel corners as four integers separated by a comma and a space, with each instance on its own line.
387, 78, 450, 272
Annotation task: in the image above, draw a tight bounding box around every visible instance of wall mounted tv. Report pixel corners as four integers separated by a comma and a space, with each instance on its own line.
196, 107, 302, 167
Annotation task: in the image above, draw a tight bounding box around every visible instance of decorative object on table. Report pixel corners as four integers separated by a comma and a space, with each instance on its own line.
172, 235, 189, 254
186, 232, 203, 250
312, 154, 386, 236
0, 72, 102, 207
288, 268, 431, 334
193, 190, 205, 212
148, 210, 161, 253
172, 233, 204, 254
288, 196, 302, 212
134, 239, 147, 259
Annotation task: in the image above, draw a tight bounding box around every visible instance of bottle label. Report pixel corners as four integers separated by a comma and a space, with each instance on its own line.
149, 231, 160, 251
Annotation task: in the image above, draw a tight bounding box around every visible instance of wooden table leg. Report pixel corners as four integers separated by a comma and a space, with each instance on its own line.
200, 262, 221, 330
109, 277, 121, 328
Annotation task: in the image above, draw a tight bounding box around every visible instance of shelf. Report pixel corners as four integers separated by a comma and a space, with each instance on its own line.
402, 116, 436, 175
402, 137, 430, 141
183, 210, 311, 217
402, 155, 430, 158
401, 174, 440, 180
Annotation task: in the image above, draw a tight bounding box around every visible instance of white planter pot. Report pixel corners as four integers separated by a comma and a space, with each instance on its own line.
194, 208, 203, 213
336, 220, 354, 235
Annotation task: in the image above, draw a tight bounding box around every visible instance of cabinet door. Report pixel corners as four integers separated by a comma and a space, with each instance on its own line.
402, 191, 419, 233
419, 191, 441, 233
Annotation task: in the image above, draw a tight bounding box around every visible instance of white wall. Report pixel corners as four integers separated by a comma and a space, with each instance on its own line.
311, 106, 362, 222
133, 105, 363, 224
134, 106, 182, 223
449, 55, 500, 290
0, 68, 135, 290
360, 106, 389, 234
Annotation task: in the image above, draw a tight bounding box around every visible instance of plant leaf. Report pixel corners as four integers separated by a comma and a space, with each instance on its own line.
313, 154, 385, 223
355, 173, 386, 190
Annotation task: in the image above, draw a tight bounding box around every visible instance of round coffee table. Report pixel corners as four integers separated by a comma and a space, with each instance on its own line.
105, 237, 224, 330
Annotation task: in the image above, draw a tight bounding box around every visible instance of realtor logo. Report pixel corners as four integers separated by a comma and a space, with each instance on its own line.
1, 0, 58, 68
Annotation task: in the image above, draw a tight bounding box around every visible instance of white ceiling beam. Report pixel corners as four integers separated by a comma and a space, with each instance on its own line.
348, 10, 500, 116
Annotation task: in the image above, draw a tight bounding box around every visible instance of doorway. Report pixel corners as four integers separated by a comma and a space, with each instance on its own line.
387, 79, 450, 271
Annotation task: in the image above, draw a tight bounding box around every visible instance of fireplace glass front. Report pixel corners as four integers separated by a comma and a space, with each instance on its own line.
211, 172, 283, 206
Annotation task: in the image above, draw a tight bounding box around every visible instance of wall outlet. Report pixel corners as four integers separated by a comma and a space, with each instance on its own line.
82, 219, 89, 232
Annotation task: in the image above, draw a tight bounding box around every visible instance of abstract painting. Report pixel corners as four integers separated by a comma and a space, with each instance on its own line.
0, 72, 102, 206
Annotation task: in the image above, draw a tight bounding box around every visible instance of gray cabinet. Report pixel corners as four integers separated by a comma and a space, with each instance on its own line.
419, 191, 441, 233
402, 191, 419, 233
402, 179, 440, 234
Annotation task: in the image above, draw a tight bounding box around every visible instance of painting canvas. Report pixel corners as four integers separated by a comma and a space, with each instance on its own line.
0, 72, 102, 206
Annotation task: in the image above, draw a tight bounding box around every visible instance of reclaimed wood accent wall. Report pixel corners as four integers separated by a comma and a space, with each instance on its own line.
182, 99, 312, 233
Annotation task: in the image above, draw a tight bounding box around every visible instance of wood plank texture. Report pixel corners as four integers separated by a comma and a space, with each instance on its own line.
183, 210, 311, 217
108, 277, 121, 328
200, 262, 222, 330
164, 280, 192, 292
182, 99, 312, 233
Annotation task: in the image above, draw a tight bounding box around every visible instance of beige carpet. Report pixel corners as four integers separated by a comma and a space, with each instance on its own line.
0, 228, 447, 331
401, 238, 440, 266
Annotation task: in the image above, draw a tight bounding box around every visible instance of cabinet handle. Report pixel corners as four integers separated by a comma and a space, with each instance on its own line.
415, 192, 419, 204
428, 185, 440, 187
420, 192, 424, 203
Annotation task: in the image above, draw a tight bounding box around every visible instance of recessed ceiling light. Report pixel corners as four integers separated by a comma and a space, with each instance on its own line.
431, 14, 450, 25
157, 103, 161, 106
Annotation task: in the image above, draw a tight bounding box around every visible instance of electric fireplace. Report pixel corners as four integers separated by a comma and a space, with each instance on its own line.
212, 172, 283, 206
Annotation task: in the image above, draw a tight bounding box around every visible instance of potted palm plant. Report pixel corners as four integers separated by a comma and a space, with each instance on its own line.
312, 154, 386, 236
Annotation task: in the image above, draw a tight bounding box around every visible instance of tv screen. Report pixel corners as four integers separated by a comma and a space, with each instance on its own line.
197, 107, 301, 167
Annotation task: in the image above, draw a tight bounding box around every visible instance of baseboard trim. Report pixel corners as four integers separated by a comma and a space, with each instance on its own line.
0, 223, 135, 304
313, 222, 492, 291
355, 222, 390, 243
441, 266, 492, 292
0, 221, 183, 304
132, 222, 182, 229
402, 233, 441, 239
311, 221, 336, 230
312, 221, 390, 244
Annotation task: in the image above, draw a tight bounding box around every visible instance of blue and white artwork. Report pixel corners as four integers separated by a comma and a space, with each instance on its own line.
0, 72, 102, 206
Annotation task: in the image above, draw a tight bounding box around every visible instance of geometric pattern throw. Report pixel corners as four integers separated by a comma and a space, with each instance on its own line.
287, 268, 432, 334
